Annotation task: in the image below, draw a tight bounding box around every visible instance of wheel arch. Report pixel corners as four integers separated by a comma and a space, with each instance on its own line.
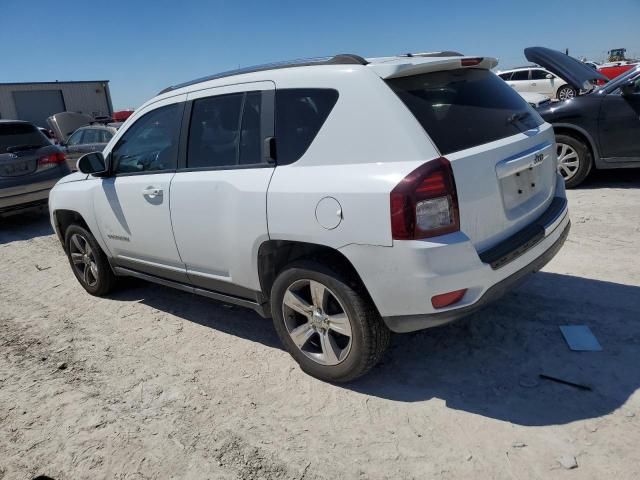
52, 209, 91, 251
257, 240, 375, 310
552, 123, 600, 167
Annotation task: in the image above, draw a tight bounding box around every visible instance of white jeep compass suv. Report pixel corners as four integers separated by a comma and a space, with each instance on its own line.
49, 52, 570, 382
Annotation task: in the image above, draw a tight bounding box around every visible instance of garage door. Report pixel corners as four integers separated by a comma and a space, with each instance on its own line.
13, 90, 65, 128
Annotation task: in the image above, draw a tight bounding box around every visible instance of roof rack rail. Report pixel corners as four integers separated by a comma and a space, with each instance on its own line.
158, 53, 368, 95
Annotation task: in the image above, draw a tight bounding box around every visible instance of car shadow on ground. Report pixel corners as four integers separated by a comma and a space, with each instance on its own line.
346, 271, 640, 426
0, 208, 53, 244
110, 280, 283, 350
580, 167, 640, 189
111, 270, 640, 427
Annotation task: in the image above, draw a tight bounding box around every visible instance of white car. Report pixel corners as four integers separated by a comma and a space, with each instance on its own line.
49, 52, 570, 382
498, 66, 576, 100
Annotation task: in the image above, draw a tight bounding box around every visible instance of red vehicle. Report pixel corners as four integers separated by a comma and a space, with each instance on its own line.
112, 110, 134, 122
598, 62, 637, 80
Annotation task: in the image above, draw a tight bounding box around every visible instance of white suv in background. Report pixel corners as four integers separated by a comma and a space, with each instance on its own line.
49, 52, 570, 382
498, 66, 576, 100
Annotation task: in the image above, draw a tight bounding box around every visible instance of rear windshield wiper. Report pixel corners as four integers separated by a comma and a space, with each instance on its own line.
6, 144, 46, 153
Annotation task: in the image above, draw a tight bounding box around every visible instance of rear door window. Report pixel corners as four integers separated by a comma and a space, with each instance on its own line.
83, 129, 102, 144
239, 92, 262, 165
275, 89, 339, 165
187, 91, 266, 169
0, 123, 48, 153
531, 69, 550, 80
498, 72, 513, 80
510, 70, 530, 81
386, 69, 543, 155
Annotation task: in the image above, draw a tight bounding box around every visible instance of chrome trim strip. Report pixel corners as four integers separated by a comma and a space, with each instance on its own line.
117, 255, 186, 273
495, 141, 553, 179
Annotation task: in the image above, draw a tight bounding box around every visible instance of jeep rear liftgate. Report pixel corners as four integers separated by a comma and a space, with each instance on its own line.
385, 67, 558, 252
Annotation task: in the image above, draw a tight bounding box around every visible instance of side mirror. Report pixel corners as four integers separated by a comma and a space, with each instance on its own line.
77, 152, 108, 176
546, 73, 554, 79
621, 80, 638, 97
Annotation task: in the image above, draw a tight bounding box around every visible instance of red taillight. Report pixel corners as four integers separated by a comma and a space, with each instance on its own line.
38, 151, 66, 168
431, 289, 467, 309
390, 157, 459, 240
461, 57, 483, 67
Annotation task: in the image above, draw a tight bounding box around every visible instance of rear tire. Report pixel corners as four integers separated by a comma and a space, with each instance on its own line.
271, 261, 390, 382
557, 85, 577, 100
65, 224, 116, 296
555, 133, 592, 188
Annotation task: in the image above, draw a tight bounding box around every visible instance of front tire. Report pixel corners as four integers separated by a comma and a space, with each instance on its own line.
556, 133, 592, 188
65, 224, 116, 296
271, 261, 390, 382
557, 85, 576, 100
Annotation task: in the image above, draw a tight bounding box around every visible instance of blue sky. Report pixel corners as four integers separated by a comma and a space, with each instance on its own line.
2, 0, 639, 109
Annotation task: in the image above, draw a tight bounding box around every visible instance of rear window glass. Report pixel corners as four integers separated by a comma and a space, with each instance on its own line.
386, 69, 543, 155
275, 89, 338, 165
0, 123, 48, 153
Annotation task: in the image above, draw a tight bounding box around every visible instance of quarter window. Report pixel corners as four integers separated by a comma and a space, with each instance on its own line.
498, 73, 513, 81
112, 103, 182, 174
275, 89, 339, 165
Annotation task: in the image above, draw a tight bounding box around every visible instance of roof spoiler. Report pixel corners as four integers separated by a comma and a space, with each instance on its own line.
369, 56, 498, 80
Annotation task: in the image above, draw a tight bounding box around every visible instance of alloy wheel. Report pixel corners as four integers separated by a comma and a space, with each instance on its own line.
558, 87, 575, 100
556, 143, 580, 181
281, 279, 353, 366
69, 233, 99, 287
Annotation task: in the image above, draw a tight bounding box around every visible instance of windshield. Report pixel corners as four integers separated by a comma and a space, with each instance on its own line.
0, 123, 48, 154
386, 69, 544, 155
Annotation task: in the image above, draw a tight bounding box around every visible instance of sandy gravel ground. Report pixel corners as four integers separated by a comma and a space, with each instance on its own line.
1, 171, 639, 480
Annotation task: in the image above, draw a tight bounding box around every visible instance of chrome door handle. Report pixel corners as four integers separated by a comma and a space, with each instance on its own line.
142, 187, 163, 198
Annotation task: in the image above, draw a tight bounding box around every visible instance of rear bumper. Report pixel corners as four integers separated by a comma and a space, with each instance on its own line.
340, 192, 570, 333
0, 186, 52, 214
383, 220, 570, 332
0, 166, 69, 213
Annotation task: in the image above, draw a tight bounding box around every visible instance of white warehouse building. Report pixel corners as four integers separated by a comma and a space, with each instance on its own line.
0, 80, 113, 128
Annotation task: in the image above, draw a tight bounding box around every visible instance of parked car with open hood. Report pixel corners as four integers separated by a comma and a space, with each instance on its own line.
0, 120, 70, 216
47, 112, 95, 143
48, 51, 569, 382
533, 47, 640, 188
